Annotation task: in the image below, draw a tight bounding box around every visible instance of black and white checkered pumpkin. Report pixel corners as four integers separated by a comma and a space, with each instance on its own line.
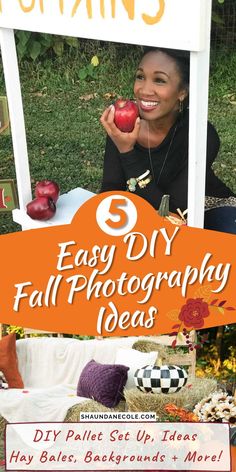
134, 365, 188, 394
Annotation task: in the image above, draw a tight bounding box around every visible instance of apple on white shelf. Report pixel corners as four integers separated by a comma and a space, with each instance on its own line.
26, 179, 60, 221
26, 196, 56, 221
114, 99, 139, 133
35, 180, 60, 203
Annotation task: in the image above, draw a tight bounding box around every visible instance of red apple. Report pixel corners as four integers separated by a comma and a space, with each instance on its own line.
114, 99, 139, 132
35, 180, 60, 203
26, 196, 56, 221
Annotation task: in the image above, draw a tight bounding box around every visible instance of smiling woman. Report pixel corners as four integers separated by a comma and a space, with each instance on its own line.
100, 47, 236, 234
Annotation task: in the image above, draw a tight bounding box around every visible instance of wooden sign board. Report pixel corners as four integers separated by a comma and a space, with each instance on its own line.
0, 96, 10, 135
0, 179, 18, 212
0, 0, 207, 51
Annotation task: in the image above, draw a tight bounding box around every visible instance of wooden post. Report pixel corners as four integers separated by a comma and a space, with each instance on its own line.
187, 0, 212, 228
0, 28, 32, 210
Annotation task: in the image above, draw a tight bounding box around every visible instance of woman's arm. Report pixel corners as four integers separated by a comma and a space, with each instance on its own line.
100, 135, 167, 209
100, 135, 127, 192
206, 122, 234, 197
100, 104, 142, 192
206, 122, 220, 166
100, 106, 163, 204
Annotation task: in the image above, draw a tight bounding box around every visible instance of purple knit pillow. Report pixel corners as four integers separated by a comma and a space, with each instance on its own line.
77, 360, 129, 408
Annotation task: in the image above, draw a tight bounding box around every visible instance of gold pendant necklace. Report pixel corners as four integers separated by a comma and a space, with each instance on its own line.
147, 122, 178, 185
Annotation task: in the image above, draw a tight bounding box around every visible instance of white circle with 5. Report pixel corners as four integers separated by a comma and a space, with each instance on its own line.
96, 195, 137, 236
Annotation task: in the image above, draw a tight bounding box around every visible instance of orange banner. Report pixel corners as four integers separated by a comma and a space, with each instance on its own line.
0, 191, 235, 337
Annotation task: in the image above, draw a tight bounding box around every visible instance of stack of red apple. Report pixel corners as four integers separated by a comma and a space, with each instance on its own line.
26, 180, 60, 220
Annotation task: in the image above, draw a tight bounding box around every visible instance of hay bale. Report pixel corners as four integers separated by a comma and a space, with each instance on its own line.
124, 378, 217, 418
65, 400, 126, 422
0, 415, 6, 462
0, 416, 6, 439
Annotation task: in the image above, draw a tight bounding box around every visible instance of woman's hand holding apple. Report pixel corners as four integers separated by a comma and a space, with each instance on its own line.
100, 102, 140, 154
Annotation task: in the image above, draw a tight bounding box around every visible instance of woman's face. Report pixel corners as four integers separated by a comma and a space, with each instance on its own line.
133, 51, 188, 123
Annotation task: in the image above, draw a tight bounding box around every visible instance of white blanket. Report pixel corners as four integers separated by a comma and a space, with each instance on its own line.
1, 336, 140, 423
0, 385, 85, 423
16, 336, 138, 388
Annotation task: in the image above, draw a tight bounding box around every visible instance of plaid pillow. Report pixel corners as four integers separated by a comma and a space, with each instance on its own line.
0, 370, 8, 389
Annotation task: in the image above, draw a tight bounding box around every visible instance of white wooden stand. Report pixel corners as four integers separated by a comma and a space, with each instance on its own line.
0, 28, 32, 209
12, 187, 94, 230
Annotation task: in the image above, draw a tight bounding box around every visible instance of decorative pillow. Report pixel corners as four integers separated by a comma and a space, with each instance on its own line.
115, 348, 158, 389
0, 370, 8, 389
77, 360, 129, 408
0, 333, 24, 388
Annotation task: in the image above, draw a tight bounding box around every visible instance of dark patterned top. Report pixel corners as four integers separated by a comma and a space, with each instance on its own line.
100, 112, 235, 213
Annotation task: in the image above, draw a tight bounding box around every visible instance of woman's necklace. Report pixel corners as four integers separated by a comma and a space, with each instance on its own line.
147, 121, 178, 185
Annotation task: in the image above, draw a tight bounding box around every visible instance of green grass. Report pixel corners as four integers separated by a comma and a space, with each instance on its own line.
208, 50, 236, 191
0, 42, 235, 234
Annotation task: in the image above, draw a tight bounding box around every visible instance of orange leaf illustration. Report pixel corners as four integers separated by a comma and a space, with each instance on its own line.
194, 284, 212, 302
166, 309, 180, 322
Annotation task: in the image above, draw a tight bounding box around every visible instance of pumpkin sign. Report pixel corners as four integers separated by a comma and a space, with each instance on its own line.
134, 365, 188, 394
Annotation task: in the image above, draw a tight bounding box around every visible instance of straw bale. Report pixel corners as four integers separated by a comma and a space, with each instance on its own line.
0, 416, 7, 462
65, 400, 126, 422
124, 378, 217, 418
0, 416, 6, 439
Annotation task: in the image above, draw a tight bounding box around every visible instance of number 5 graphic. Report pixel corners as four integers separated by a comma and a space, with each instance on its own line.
96, 195, 137, 236
105, 198, 128, 229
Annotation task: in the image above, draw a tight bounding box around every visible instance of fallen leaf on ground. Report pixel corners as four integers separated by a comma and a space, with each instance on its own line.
104, 92, 117, 100
79, 93, 97, 101
91, 55, 99, 67
223, 93, 236, 105
31, 92, 45, 97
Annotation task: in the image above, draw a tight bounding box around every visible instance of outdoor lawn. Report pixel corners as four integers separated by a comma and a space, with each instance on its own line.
0, 38, 235, 234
